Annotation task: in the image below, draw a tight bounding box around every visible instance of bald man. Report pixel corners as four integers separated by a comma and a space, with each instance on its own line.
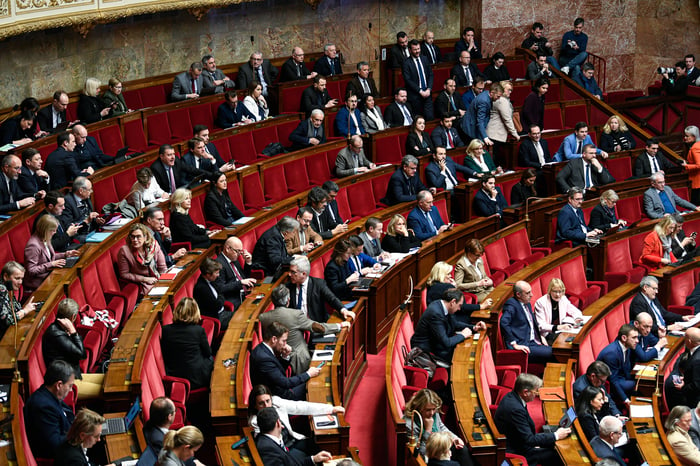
215, 236, 256, 308
1, 154, 36, 213
632, 312, 667, 362
280, 47, 317, 82
666, 327, 700, 409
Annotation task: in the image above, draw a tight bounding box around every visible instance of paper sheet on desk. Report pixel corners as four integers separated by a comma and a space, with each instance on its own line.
655, 347, 669, 361
679, 313, 700, 329
102, 218, 131, 230
633, 365, 658, 377
232, 216, 255, 225
312, 350, 335, 361
148, 286, 169, 297
629, 404, 654, 418
159, 267, 183, 281
313, 414, 339, 430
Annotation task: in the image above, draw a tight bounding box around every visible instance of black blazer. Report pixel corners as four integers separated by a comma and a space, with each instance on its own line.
42, 321, 86, 378
381, 232, 421, 253
59, 194, 97, 235
252, 226, 292, 276
420, 41, 442, 64
450, 63, 483, 87
170, 211, 211, 249
389, 44, 409, 69
150, 157, 206, 194
256, 430, 314, 466
324, 259, 354, 301
53, 442, 94, 466
510, 182, 536, 206
494, 391, 556, 460
577, 411, 600, 440
588, 203, 618, 232
193, 276, 225, 320
517, 138, 551, 169
279, 57, 312, 82
307, 206, 339, 241
345, 75, 379, 104
629, 292, 683, 337
203, 188, 243, 227
24, 385, 75, 459
214, 253, 251, 308
45, 147, 88, 190
0, 174, 29, 214
161, 322, 213, 390
434, 91, 467, 120
236, 61, 279, 90
37, 105, 66, 134
300, 86, 332, 117
18, 166, 49, 195
633, 152, 675, 178
556, 159, 615, 194
77, 94, 107, 124
249, 342, 310, 400
382, 168, 428, 205
384, 102, 414, 128
473, 187, 507, 217
286, 276, 344, 323
288, 119, 327, 151
312, 56, 342, 76
405, 132, 435, 157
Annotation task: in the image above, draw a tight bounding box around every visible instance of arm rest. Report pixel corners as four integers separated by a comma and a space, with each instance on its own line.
403, 365, 429, 389
496, 349, 528, 372
531, 247, 552, 255
603, 271, 631, 291
162, 375, 190, 402
586, 280, 608, 294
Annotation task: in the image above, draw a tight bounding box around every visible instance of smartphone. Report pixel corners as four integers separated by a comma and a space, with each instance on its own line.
231, 436, 248, 449
692, 232, 697, 239
673, 374, 682, 384
317, 361, 326, 368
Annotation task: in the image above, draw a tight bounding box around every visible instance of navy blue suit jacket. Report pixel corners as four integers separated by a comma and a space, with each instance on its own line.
473, 187, 507, 217
410, 299, 467, 362
629, 292, 683, 337
431, 126, 465, 149
256, 432, 314, 466
590, 436, 625, 465
74, 136, 110, 169
597, 340, 634, 402
402, 55, 434, 96
24, 385, 75, 459
45, 147, 89, 190
249, 342, 310, 400
252, 226, 292, 276
462, 90, 491, 140
312, 56, 342, 76
18, 166, 49, 195
556, 204, 588, 246
0, 174, 31, 213
500, 297, 540, 348
572, 374, 622, 417
215, 102, 247, 128
334, 107, 365, 137
383, 169, 428, 205
424, 158, 475, 190
288, 119, 326, 151
407, 206, 445, 241
494, 390, 556, 457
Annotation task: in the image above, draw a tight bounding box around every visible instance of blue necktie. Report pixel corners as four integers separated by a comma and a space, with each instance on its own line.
658, 190, 676, 214
297, 285, 303, 309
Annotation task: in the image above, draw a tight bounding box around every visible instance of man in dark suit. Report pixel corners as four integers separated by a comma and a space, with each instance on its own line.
572, 361, 622, 418
280, 47, 316, 82
71, 124, 111, 169
150, 144, 204, 194
250, 322, 322, 400
24, 360, 76, 459
462, 82, 503, 143
300, 76, 337, 117
410, 288, 485, 362
643, 171, 699, 218
237, 52, 279, 97
431, 117, 465, 150
0, 154, 36, 213
171, 62, 204, 101
215, 91, 254, 128
420, 31, 441, 64
18, 148, 49, 196
494, 373, 569, 466
518, 125, 552, 168
555, 187, 603, 246
473, 174, 508, 221
629, 276, 688, 337
389, 31, 410, 70
500, 280, 554, 364
59, 176, 104, 238
252, 216, 299, 276
407, 190, 450, 241
306, 186, 347, 240
289, 110, 327, 151
556, 144, 615, 194
383, 88, 414, 128
321, 181, 344, 225
634, 138, 676, 178
215, 236, 255, 309
312, 43, 342, 76
193, 258, 232, 330
345, 62, 378, 108
193, 125, 234, 171
35, 191, 81, 252
686, 54, 700, 84
664, 327, 700, 410
359, 217, 390, 261
425, 147, 476, 191
383, 155, 433, 206
200, 54, 234, 94
142, 206, 186, 267
461, 76, 485, 109
286, 255, 354, 323
141, 396, 198, 465
590, 417, 626, 466
451, 51, 483, 88
37, 91, 73, 134
597, 324, 639, 404
454, 27, 482, 59
633, 311, 668, 362
180, 137, 219, 185
256, 407, 332, 465
45, 132, 94, 190
434, 79, 466, 121
402, 40, 434, 120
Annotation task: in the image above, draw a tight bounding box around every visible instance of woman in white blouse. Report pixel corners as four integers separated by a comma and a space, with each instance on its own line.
243, 81, 269, 122
361, 94, 385, 134
534, 278, 583, 345
127, 167, 169, 210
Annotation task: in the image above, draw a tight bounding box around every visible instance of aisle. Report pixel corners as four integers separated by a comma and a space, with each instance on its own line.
345, 349, 388, 466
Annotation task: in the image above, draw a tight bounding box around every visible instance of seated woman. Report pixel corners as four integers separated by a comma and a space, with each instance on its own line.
203, 172, 243, 227
117, 223, 167, 297
483, 52, 510, 82
77, 78, 111, 124
640, 215, 677, 269
600, 115, 636, 153
347, 235, 380, 276
0, 261, 36, 340
99, 78, 131, 117
534, 278, 583, 345
575, 386, 605, 441
381, 214, 421, 253
0, 110, 36, 146
404, 389, 473, 466
463, 139, 502, 176
324, 240, 360, 301
42, 298, 103, 398
426, 432, 461, 466
161, 297, 214, 390
665, 405, 700, 465
454, 239, 494, 303
406, 116, 435, 157
361, 94, 386, 134
426, 261, 491, 325
24, 215, 80, 294
158, 425, 204, 466
53, 408, 106, 466
589, 189, 627, 233
510, 168, 538, 206
473, 175, 508, 219
126, 167, 169, 210
243, 81, 269, 122
170, 188, 212, 249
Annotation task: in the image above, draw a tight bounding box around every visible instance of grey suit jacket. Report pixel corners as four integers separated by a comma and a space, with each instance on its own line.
643, 185, 697, 219
335, 146, 372, 177
360, 231, 383, 259
171, 71, 204, 101
360, 107, 385, 134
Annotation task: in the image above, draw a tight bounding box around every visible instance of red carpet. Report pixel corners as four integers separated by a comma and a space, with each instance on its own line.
346, 348, 388, 466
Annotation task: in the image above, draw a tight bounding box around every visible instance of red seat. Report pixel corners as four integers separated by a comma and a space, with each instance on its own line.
504, 227, 549, 265
563, 104, 588, 129
188, 104, 214, 130
280, 86, 305, 114
604, 238, 647, 290
167, 108, 193, 142
484, 238, 526, 279
123, 119, 149, 153
94, 125, 124, 156
306, 151, 332, 185
92, 178, 119, 212
94, 249, 140, 315
241, 173, 266, 211
277, 119, 302, 144
508, 60, 526, 80
284, 158, 311, 194
604, 157, 632, 182
141, 85, 169, 108
146, 113, 174, 146
81, 262, 129, 326
616, 197, 642, 224
10, 221, 32, 265
559, 257, 607, 309
373, 135, 403, 165
263, 165, 290, 203
543, 107, 563, 131
213, 139, 232, 163
122, 89, 143, 110
346, 181, 379, 218
333, 188, 353, 221
227, 132, 257, 164
253, 126, 280, 155
226, 177, 246, 215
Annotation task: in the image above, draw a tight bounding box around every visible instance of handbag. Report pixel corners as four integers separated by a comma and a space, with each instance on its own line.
403, 345, 437, 379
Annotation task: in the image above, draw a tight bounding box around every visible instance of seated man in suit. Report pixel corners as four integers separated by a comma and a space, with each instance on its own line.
300, 76, 337, 117
71, 124, 111, 170
407, 190, 451, 241
37, 91, 75, 134
431, 117, 465, 150
280, 47, 316, 82
518, 125, 552, 168
252, 216, 299, 276
500, 280, 555, 365
260, 285, 348, 374
142, 396, 200, 466
425, 147, 476, 192
215, 91, 254, 128
451, 51, 484, 88
556, 144, 615, 194
643, 171, 700, 218
554, 122, 609, 162
236, 52, 278, 97
334, 93, 365, 138
383, 155, 434, 206
142, 206, 187, 268
150, 144, 207, 194
35, 191, 81, 252
664, 327, 700, 410
0, 154, 36, 213
312, 43, 342, 76
494, 373, 570, 466
597, 324, 639, 405
286, 255, 354, 323
250, 322, 322, 401
306, 186, 347, 240
180, 137, 219, 185
573, 361, 623, 418
18, 148, 49, 197
411, 288, 486, 362
289, 109, 327, 151
285, 207, 323, 255
633, 311, 668, 362
200, 54, 234, 94
322, 181, 344, 224
59, 176, 105, 241
215, 236, 255, 309
24, 360, 76, 459
384, 88, 414, 128
359, 217, 391, 261
45, 131, 94, 190
171, 62, 204, 101
256, 407, 332, 465
634, 138, 676, 178
473, 174, 508, 220
434, 79, 466, 122
192, 125, 235, 172
193, 258, 232, 330
526, 51, 554, 80
590, 416, 627, 466
555, 187, 603, 247
462, 76, 486, 109
335, 135, 375, 177
630, 275, 689, 337
345, 61, 378, 107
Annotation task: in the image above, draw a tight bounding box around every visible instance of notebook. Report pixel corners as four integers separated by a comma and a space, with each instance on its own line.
102, 396, 141, 435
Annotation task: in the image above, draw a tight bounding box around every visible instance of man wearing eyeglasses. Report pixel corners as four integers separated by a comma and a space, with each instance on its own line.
333, 93, 365, 137
590, 416, 626, 465
58, 176, 104, 241
215, 236, 256, 309
142, 206, 186, 267
280, 47, 316, 82
555, 186, 603, 247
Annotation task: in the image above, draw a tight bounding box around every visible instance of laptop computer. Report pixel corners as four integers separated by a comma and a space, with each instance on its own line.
102, 396, 141, 435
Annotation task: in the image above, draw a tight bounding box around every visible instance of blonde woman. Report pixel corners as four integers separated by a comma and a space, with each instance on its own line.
78, 77, 111, 124
54, 408, 110, 466
600, 115, 635, 153
24, 215, 79, 293
665, 405, 700, 465
157, 425, 204, 466
170, 188, 211, 248
381, 214, 420, 253
454, 238, 494, 303
426, 432, 460, 466
640, 215, 677, 269
117, 223, 166, 296
463, 139, 502, 176
426, 261, 491, 324
534, 278, 583, 344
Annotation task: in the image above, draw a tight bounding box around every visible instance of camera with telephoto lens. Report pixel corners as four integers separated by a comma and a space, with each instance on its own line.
657, 66, 676, 78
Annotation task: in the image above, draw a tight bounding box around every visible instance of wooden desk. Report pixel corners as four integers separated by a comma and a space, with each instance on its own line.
103, 412, 140, 462
627, 396, 678, 466
216, 434, 257, 466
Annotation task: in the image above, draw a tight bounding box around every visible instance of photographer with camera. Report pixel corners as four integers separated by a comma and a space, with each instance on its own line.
660, 61, 689, 96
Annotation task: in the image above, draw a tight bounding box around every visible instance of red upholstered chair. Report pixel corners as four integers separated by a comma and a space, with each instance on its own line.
306, 151, 332, 185
333, 188, 353, 222
226, 177, 246, 214
481, 337, 520, 414
141, 85, 168, 108
373, 135, 403, 165
81, 262, 130, 327
543, 107, 563, 131
188, 104, 214, 131
227, 132, 257, 164
146, 113, 175, 146
263, 165, 290, 203
346, 181, 379, 218
563, 103, 588, 129
559, 256, 607, 310
484, 238, 527, 280
604, 238, 647, 290
123, 119, 149, 153
253, 126, 280, 156
92, 178, 119, 213
94, 125, 124, 157
496, 312, 529, 372
9, 221, 31, 265
241, 173, 267, 211
667, 270, 696, 315
504, 228, 550, 265
94, 251, 139, 319
284, 158, 311, 194
604, 157, 632, 182
548, 216, 572, 251
167, 108, 193, 142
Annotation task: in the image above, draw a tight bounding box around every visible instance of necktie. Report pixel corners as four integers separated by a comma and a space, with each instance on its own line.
535, 141, 545, 165
444, 165, 458, 186
297, 284, 303, 309
7, 180, 13, 203
427, 44, 436, 64
464, 67, 471, 86
401, 105, 413, 125
524, 303, 541, 344
362, 79, 371, 94
585, 163, 592, 188
449, 95, 456, 111
230, 260, 243, 280
168, 167, 176, 193
658, 190, 676, 214
415, 58, 427, 89
328, 57, 334, 75
257, 68, 267, 95
447, 129, 454, 149
313, 127, 318, 139
651, 156, 659, 173
424, 210, 437, 233
78, 201, 89, 219
353, 153, 359, 168
191, 79, 196, 93
372, 238, 379, 250
576, 140, 583, 154
649, 299, 666, 327
297, 63, 303, 79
